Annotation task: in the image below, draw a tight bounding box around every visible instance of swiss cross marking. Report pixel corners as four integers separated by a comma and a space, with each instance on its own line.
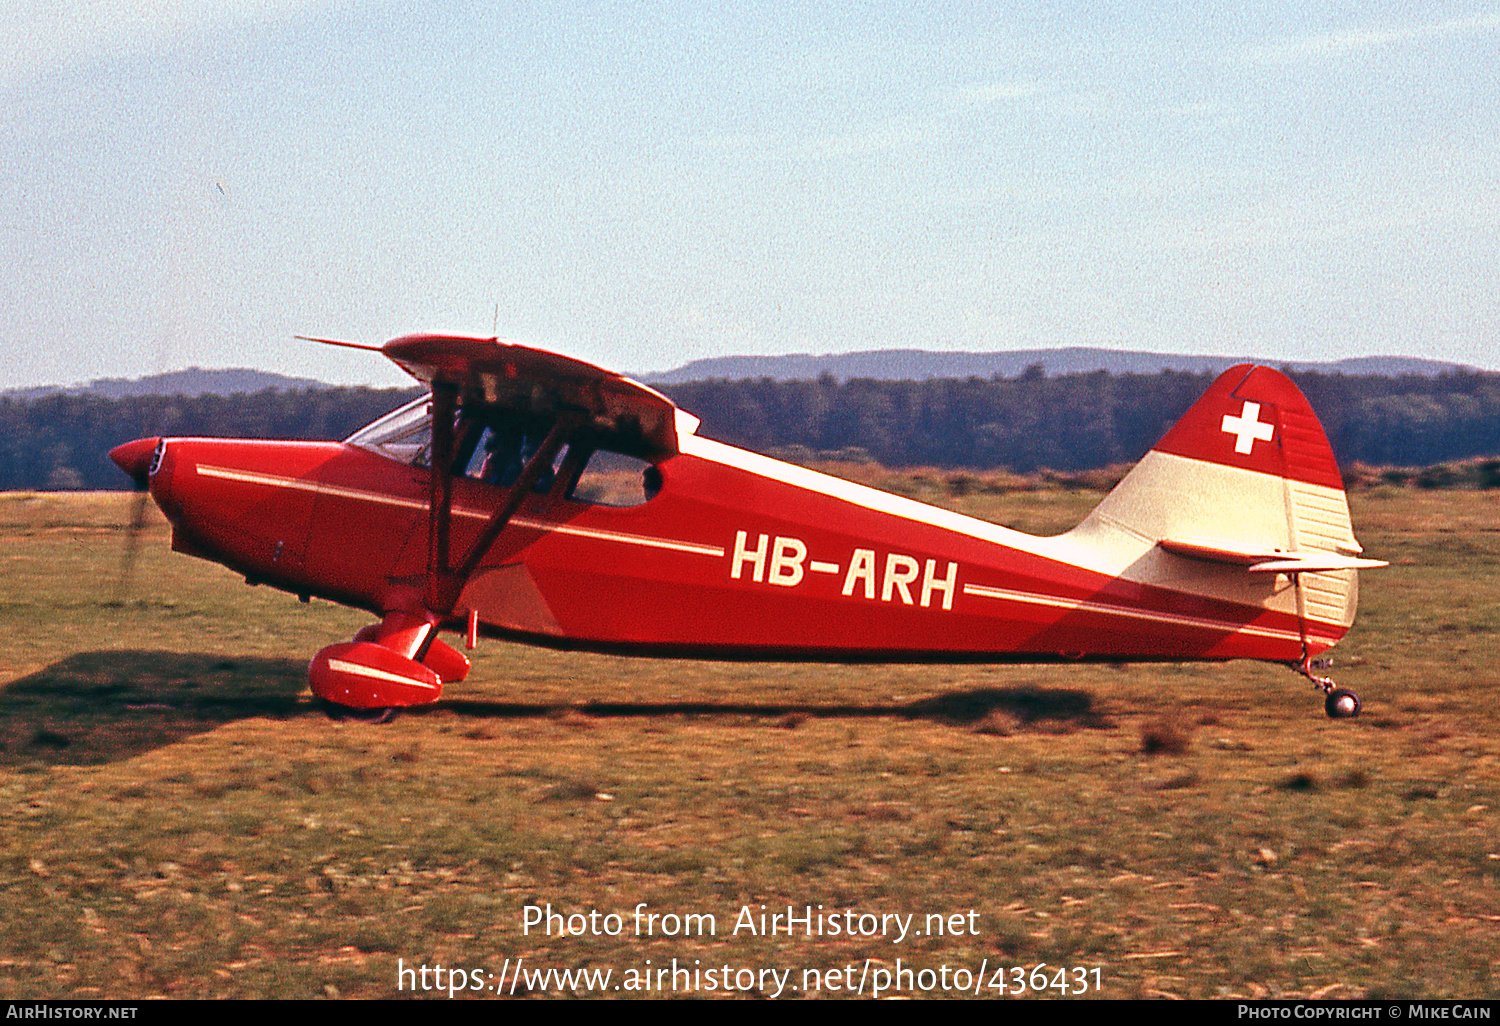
1221, 400, 1274, 455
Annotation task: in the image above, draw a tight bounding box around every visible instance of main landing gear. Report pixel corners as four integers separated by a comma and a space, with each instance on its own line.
1292, 654, 1361, 719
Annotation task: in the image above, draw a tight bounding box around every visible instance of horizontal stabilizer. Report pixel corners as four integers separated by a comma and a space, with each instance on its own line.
1158, 538, 1387, 573
1246, 555, 1389, 574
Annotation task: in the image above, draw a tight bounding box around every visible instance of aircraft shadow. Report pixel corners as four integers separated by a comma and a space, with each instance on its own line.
1, 650, 308, 768
1, 651, 1107, 767
436, 685, 1109, 729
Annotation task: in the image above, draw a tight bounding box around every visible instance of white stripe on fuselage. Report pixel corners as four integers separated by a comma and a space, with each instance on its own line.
679, 436, 1358, 628
195, 446, 1348, 638
679, 434, 1058, 555
680, 435, 1351, 572
195, 464, 726, 558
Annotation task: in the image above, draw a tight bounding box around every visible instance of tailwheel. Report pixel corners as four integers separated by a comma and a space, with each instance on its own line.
1324, 687, 1360, 719
1291, 653, 1360, 719
319, 699, 398, 724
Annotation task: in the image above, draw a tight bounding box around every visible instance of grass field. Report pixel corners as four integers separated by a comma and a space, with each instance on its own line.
0, 483, 1495, 999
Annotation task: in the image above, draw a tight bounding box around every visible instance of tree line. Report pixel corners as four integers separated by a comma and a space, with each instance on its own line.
665, 368, 1500, 472
0, 388, 421, 491
3, 368, 1499, 491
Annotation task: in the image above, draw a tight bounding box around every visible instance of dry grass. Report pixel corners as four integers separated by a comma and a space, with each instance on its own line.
1139, 714, 1194, 756
0, 487, 1496, 999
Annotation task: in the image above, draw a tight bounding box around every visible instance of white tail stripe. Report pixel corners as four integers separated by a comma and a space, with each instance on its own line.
326, 658, 440, 691
195, 465, 724, 558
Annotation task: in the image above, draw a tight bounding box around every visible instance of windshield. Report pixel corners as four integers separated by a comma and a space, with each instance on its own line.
344, 397, 432, 465
345, 398, 665, 497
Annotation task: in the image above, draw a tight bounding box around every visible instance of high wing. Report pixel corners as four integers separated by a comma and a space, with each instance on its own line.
381, 333, 697, 458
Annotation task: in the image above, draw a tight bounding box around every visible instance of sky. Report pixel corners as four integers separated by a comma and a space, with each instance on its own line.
2, 1, 1497, 389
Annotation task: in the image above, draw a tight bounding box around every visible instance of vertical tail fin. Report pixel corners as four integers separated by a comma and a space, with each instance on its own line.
1150, 364, 1345, 493
1065, 364, 1378, 652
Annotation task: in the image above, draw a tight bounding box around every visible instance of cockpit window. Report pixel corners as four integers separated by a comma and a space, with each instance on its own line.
348, 400, 661, 504
461, 421, 566, 492
568, 448, 660, 507
345, 398, 433, 466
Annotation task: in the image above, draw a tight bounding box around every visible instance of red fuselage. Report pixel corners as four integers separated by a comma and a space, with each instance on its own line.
130, 431, 1332, 665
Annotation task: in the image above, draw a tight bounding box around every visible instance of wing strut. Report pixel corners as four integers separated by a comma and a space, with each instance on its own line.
425, 381, 459, 609
422, 410, 578, 616
453, 418, 574, 582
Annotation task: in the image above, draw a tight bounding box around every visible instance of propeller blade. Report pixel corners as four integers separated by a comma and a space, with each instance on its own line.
107, 437, 162, 605
111, 484, 151, 606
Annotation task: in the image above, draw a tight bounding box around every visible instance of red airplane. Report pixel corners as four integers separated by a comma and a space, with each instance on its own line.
109, 334, 1386, 722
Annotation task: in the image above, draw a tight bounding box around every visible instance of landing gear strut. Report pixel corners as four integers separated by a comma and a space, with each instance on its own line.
1291, 653, 1360, 719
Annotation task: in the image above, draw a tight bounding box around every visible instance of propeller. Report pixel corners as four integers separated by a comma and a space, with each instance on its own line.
108, 437, 161, 606
104, 333, 377, 602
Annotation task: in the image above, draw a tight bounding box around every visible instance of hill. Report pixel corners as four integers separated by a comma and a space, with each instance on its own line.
642, 347, 1470, 384
7, 350, 1473, 398
6, 367, 327, 400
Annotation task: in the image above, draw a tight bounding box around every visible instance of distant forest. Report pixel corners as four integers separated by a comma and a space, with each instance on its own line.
4, 368, 1500, 491
1, 388, 421, 491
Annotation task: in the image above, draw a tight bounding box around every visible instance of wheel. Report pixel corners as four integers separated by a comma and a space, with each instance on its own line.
1324, 687, 1360, 719
318, 699, 398, 724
